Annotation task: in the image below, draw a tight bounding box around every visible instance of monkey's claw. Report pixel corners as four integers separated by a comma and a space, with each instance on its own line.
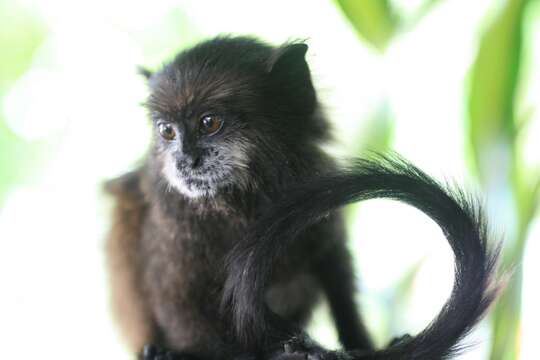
270, 336, 332, 360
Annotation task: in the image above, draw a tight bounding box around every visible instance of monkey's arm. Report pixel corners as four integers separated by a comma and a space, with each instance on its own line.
106, 171, 159, 354
311, 238, 373, 352
222, 155, 501, 360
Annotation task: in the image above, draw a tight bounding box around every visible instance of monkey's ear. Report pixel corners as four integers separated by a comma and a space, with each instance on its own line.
137, 66, 153, 81
267, 43, 316, 113
268, 43, 309, 79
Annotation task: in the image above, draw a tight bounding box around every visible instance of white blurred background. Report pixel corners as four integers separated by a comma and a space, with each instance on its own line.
0, 0, 538, 359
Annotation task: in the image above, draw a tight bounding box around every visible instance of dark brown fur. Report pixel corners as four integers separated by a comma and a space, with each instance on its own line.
106, 173, 157, 351
106, 167, 364, 359
106, 36, 500, 360
106, 36, 373, 359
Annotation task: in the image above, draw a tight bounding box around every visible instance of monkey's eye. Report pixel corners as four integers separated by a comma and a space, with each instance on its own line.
158, 123, 176, 141
200, 115, 223, 136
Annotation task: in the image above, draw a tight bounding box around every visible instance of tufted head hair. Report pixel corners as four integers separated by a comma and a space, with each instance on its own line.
143, 36, 329, 198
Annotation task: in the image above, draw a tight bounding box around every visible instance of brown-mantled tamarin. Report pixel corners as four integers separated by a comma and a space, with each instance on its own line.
105, 36, 500, 360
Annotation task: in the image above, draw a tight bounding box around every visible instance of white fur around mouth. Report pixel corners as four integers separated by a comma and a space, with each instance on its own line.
162, 152, 232, 198
160, 141, 251, 199
162, 159, 216, 198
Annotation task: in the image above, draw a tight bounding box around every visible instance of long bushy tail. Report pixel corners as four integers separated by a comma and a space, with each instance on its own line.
221, 155, 501, 359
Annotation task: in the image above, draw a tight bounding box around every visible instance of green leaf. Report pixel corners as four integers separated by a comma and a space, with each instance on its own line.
0, 2, 47, 93
467, 0, 532, 359
0, 2, 47, 206
335, 0, 398, 52
335, 0, 444, 52
467, 0, 527, 181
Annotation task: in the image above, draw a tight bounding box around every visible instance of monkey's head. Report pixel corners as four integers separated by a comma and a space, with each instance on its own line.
144, 36, 328, 198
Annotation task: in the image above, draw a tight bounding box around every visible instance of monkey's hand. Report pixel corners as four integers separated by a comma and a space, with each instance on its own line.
140, 344, 197, 360
269, 335, 352, 360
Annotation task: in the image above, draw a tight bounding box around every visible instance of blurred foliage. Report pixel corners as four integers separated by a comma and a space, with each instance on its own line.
468, 0, 525, 174
0, 120, 28, 205
337, 0, 539, 358
353, 101, 394, 154
345, 101, 393, 232
0, 1, 46, 92
0, 1, 47, 205
335, 0, 443, 51
467, 0, 538, 358
335, 0, 398, 52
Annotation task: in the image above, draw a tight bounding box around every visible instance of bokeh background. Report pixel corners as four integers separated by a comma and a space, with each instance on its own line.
0, 0, 538, 359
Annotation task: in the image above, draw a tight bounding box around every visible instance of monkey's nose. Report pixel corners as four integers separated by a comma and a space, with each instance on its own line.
191, 155, 202, 169
177, 154, 203, 170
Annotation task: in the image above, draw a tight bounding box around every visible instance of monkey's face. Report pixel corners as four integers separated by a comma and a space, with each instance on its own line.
145, 37, 319, 199
151, 106, 253, 198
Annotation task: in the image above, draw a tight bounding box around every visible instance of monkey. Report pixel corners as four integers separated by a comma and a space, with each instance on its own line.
106, 36, 373, 360
105, 36, 500, 360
